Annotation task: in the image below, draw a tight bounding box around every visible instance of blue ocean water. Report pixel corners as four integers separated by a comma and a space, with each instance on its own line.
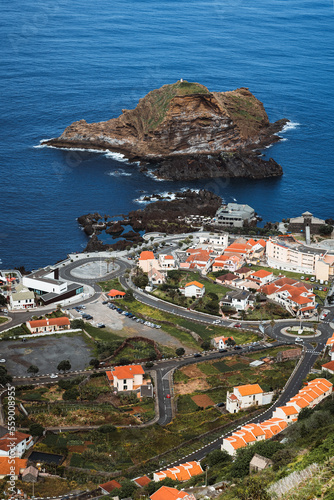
1, 0, 333, 269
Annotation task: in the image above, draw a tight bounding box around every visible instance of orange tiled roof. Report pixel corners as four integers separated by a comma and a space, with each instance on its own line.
107, 365, 145, 381
242, 423, 266, 437
234, 430, 256, 444
0, 457, 27, 476
139, 251, 155, 260
164, 255, 174, 260
277, 406, 298, 416
28, 317, 70, 328
185, 281, 204, 289
108, 289, 126, 297
225, 435, 247, 450
250, 270, 272, 278
150, 486, 190, 500
155, 461, 203, 482
236, 384, 264, 397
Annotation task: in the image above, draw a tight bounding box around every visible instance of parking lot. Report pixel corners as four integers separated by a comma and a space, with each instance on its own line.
0, 334, 93, 377
69, 299, 193, 352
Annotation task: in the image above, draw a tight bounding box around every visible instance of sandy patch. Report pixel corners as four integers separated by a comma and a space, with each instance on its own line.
175, 378, 210, 395
181, 364, 207, 379
191, 394, 215, 408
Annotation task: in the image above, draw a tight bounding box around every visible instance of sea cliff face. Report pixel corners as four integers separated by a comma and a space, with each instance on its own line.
44, 81, 288, 179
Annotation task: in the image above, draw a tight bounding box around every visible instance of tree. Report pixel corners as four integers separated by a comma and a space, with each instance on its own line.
63, 387, 79, 400
176, 347, 185, 357
29, 423, 45, 436
124, 290, 134, 301
319, 224, 333, 236
204, 449, 231, 467
226, 337, 236, 347
27, 365, 39, 375
90, 358, 100, 369
201, 341, 211, 350
57, 360, 71, 372
0, 366, 12, 386
70, 319, 84, 329
0, 294, 7, 307
233, 476, 270, 500
145, 361, 154, 368
118, 479, 137, 499
98, 424, 116, 433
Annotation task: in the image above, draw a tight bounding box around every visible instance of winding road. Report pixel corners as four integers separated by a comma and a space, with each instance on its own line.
1, 254, 333, 463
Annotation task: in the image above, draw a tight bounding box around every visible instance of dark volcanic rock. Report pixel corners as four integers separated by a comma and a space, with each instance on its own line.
152, 151, 283, 181
105, 222, 124, 235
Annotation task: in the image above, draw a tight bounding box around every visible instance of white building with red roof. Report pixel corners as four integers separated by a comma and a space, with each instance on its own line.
26, 316, 70, 334
106, 365, 145, 392
138, 251, 160, 273
226, 384, 273, 413
248, 269, 274, 286
212, 254, 243, 273
0, 431, 33, 458
222, 378, 332, 456
321, 360, 334, 375
212, 336, 235, 349
158, 254, 176, 269
153, 461, 203, 482
258, 278, 316, 317
180, 281, 205, 298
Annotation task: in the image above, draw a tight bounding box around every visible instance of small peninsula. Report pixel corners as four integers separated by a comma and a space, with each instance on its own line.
44, 81, 288, 180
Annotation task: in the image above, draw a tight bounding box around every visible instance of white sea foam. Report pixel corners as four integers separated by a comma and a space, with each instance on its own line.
134, 187, 200, 204
145, 169, 166, 181
104, 150, 128, 162
33, 138, 56, 148
107, 169, 132, 177
281, 121, 300, 132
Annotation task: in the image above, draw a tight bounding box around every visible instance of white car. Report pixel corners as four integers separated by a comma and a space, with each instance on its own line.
50, 373, 58, 379
0, 359, 6, 363
295, 337, 303, 343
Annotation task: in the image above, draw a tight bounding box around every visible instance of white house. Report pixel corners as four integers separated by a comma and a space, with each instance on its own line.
158, 254, 176, 269
226, 384, 273, 413
9, 285, 35, 310
272, 405, 299, 424
148, 268, 166, 285
106, 365, 145, 392
0, 431, 33, 458
26, 317, 71, 334
181, 281, 205, 298
211, 336, 235, 349
249, 270, 274, 286
220, 290, 254, 311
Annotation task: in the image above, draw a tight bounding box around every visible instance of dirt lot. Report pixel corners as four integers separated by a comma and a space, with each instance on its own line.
1, 334, 93, 377
176, 379, 210, 395
181, 364, 206, 378
191, 394, 215, 408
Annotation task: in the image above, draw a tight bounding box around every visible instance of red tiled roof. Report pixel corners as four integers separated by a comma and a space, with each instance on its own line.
250, 270, 272, 278
27, 317, 70, 328
99, 480, 121, 493
133, 475, 151, 487
321, 360, 334, 372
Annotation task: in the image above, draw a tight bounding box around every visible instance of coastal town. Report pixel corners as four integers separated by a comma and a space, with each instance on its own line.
0, 200, 333, 500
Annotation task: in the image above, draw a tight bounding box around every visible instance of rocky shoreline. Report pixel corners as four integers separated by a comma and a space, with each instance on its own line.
78, 189, 222, 252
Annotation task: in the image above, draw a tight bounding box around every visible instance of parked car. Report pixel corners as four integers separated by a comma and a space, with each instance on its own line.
234, 323, 242, 328
97, 323, 105, 328
300, 276, 305, 280
219, 348, 227, 353
0, 359, 6, 363
102, 300, 109, 305
194, 353, 202, 358
234, 346, 242, 350
50, 373, 58, 379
